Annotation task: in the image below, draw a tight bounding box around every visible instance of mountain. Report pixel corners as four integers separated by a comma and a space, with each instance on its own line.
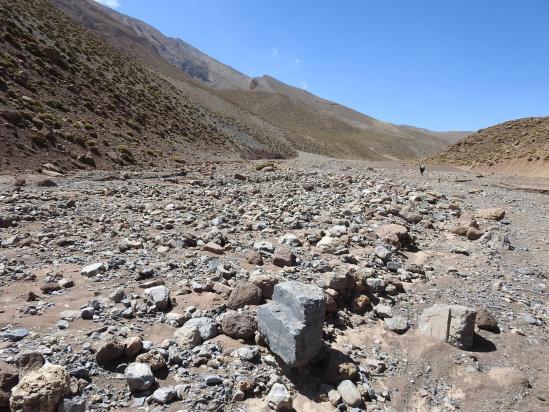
429, 116, 549, 176
0, 0, 300, 171
49, 0, 470, 161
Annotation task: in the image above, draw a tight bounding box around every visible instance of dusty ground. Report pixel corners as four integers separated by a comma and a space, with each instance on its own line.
0, 159, 547, 412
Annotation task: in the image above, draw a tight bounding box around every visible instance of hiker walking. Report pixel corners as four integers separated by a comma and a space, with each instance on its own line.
419, 164, 426, 175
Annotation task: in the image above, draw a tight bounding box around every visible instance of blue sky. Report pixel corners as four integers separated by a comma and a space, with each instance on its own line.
94, 0, 549, 131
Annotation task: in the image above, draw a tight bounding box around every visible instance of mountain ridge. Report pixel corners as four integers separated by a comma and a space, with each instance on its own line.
50, 0, 471, 160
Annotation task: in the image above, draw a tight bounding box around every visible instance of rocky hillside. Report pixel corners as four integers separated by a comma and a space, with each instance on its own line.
0, 0, 298, 171
50, 0, 470, 161
430, 117, 549, 167
223, 76, 453, 159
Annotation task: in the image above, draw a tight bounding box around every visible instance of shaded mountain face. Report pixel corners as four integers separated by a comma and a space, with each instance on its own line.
93, 3, 251, 89
50, 0, 470, 161
429, 117, 549, 166
0, 0, 297, 171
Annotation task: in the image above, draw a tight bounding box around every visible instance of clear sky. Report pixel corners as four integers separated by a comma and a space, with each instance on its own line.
94, 0, 549, 131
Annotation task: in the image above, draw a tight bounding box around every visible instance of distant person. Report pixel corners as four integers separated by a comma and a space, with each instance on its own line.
419, 164, 426, 175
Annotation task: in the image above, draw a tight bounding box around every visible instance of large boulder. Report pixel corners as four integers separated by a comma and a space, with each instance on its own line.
257, 281, 325, 367
418, 304, 477, 349
9, 364, 70, 412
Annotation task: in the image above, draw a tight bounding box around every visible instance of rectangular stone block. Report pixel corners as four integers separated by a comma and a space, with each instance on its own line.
271, 281, 325, 325
418, 304, 476, 349
257, 281, 325, 367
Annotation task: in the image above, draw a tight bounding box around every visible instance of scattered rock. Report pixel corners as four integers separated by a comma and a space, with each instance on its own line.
337, 380, 362, 407
227, 281, 262, 309
124, 363, 155, 392
221, 312, 257, 340
267, 383, 292, 411
475, 208, 505, 221
476, 308, 500, 333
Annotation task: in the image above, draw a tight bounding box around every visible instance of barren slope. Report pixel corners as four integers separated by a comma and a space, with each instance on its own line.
0, 0, 299, 171
50, 0, 469, 161
429, 117, 549, 176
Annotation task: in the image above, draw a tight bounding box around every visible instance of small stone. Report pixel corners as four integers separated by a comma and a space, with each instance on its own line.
338, 363, 359, 380
231, 346, 259, 362
384, 316, 410, 334
58, 278, 74, 289
124, 337, 143, 358
475, 208, 505, 221
476, 308, 500, 333
373, 304, 393, 319
272, 247, 296, 267
279, 233, 302, 247
183, 317, 218, 340
419, 304, 476, 349
95, 339, 124, 366
118, 238, 143, 252
246, 250, 264, 265
125, 363, 155, 392
227, 282, 262, 309
173, 325, 202, 348
317, 236, 344, 254
221, 312, 257, 340
136, 351, 166, 371
258, 281, 325, 367
110, 288, 126, 303
144, 285, 170, 311
151, 386, 177, 404
267, 383, 292, 411
337, 380, 362, 407
80, 262, 106, 277
203, 242, 224, 254
2, 328, 29, 342
204, 375, 223, 385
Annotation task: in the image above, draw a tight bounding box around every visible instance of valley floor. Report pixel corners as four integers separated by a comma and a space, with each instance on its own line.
0, 159, 547, 412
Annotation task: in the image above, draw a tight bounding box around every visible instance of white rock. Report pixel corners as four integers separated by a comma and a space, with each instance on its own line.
267, 383, 292, 411
124, 363, 155, 392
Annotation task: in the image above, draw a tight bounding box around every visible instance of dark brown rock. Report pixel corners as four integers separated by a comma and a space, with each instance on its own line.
476, 308, 500, 333
227, 282, 262, 309
221, 312, 257, 340
272, 247, 295, 268
95, 339, 124, 366
0, 361, 18, 408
